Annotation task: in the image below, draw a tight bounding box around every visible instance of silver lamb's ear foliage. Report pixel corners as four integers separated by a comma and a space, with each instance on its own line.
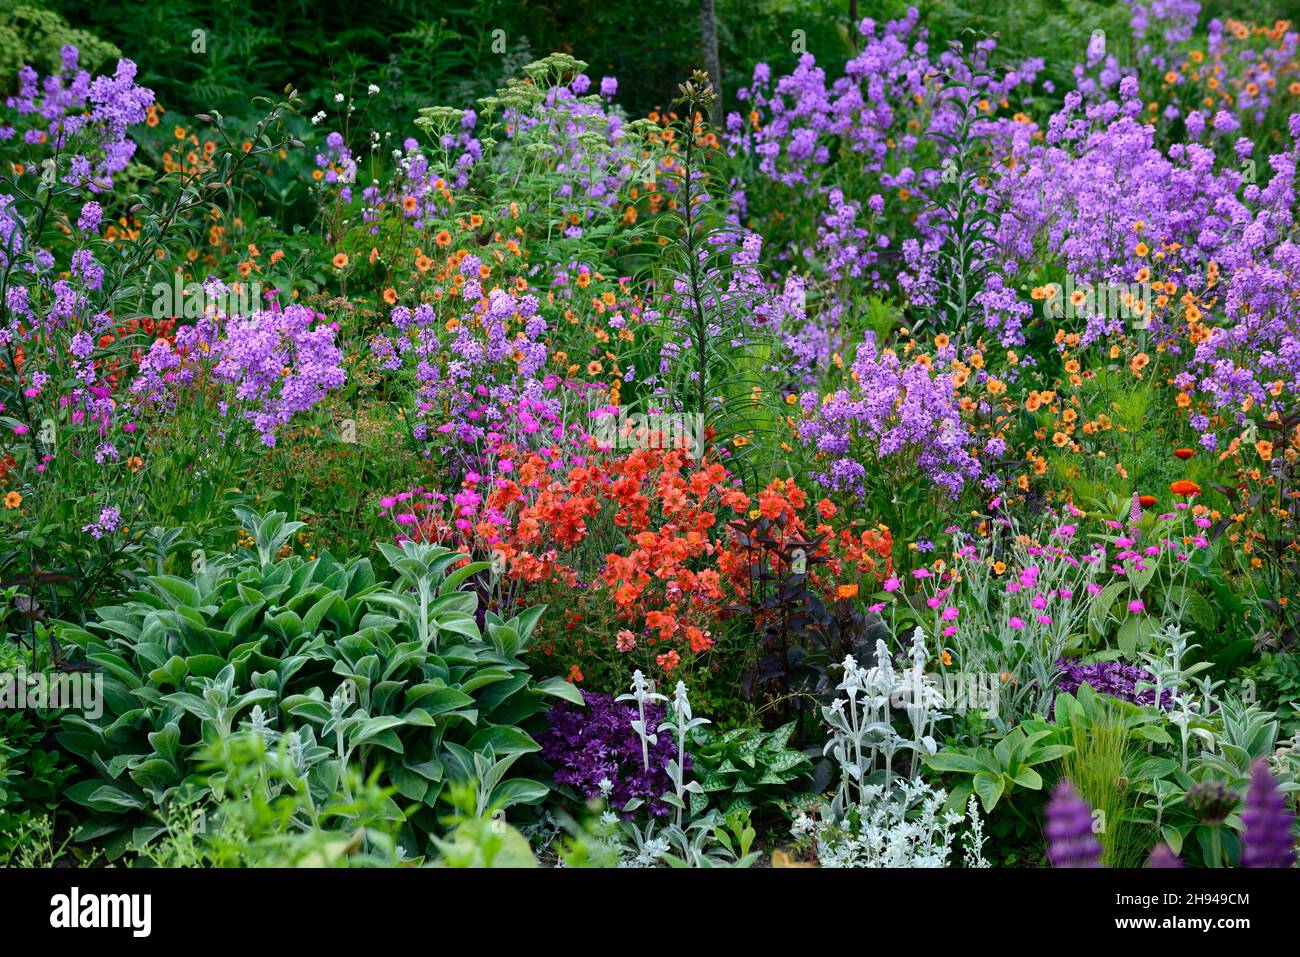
617, 669, 668, 771
654, 681, 711, 829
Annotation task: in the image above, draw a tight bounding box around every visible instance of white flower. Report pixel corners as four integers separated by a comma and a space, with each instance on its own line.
367, 84, 380, 96
333, 93, 345, 103
310, 111, 327, 125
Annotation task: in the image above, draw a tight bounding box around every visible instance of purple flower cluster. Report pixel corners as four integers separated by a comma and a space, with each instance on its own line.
365, 69, 650, 478
81, 505, 121, 539
540, 692, 686, 818
498, 76, 637, 223
796, 334, 983, 499
1046, 780, 1102, 867
726, 10, 1041, 346
727, 11, 1036, 194
1053, 658, 1173, 709
1241, 759, 1297, 868
369, 262, 557, 457
0, 46, 153, 192
132, 298, 345, 446
722, 7, 1300, 458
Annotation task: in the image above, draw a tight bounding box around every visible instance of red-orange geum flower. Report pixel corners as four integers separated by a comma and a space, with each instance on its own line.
1174, 448, 1195, 460
424, 445, 891, 666
1170, 480, 1201, 496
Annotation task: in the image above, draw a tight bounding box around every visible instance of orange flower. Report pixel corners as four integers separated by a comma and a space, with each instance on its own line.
1173, 447, 1195, 460
1139, 494, 1157, 508
1170, 480, 1201, 497
836, 583, 859, 600
686, 627, 713, 653
656, 649, 681, 674
566, 664, 584, 683
3, 491, 20, 509
331, 253, 349, 268
434, 230, 452, 246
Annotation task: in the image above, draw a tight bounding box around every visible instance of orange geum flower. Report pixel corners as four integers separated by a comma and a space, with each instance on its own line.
1170, 480, 1201, 496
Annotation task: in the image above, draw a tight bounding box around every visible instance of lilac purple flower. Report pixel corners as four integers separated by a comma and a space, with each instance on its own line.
1046, 780, 1102, 867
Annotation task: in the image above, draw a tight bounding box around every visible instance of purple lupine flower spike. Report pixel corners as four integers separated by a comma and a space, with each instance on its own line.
1240, 760, 1297, 868
1046, 780, 1102, 867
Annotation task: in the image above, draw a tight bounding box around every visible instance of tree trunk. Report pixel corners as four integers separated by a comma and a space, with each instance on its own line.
699, 0, 723, 128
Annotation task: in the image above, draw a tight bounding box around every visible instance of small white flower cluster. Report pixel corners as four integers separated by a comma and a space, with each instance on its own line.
801, 639, 986, 868
628, 836, 670, 868
823, 631, 947, 817
796, 780, 988, 868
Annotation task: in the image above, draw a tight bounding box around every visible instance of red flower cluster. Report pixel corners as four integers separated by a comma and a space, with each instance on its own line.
386, 446, 894, 675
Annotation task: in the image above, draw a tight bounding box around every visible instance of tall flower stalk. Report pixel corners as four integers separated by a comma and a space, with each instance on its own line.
657, 681, 710, 828
1241, 760, 1297, 868
1045, 781, 1101, 868
616, 670, 667, 772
